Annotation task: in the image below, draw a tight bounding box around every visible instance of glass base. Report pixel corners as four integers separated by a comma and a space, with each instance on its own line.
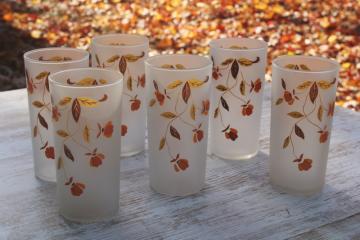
212, 150, 259, 160
150, 183, 204, 197
270, 180, 324, 197
120, 148, 144, 157
60, 209, 118, 223
35, 173, 56, 183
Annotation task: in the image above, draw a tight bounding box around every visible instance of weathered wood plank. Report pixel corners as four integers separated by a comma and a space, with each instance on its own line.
0, 86, 359, 240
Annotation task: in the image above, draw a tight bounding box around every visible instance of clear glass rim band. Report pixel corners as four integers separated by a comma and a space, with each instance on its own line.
209, 37, 268, 52
145, 54, 212, 72
272, 55, 340, 74
23, 47, 89, 65
91, 33, 149, 49
49, 68, 123, 89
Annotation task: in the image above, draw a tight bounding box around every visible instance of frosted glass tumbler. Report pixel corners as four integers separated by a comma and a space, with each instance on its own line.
49, 68, 123, 222
209, 38, 267, 160
145, 54, 212, 196
24, 47, 89, 182
270, 55, 339, 195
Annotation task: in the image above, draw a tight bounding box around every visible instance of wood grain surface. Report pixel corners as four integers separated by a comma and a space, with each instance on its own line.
0, 85, 359, 240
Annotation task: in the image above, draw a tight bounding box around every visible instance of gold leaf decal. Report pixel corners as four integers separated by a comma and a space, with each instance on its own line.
83, 125, 90, 143
300, 64, 310, 71
161, 112, 177, 119
240, 81, 245, 95
166, 80, 183, 89
99, 79, 107, 84
318, 80, 332, 89
188, 79, 204, 88
161, 64, 174, 69
175, 64, 185, 69
76, 77, 96, 86
285, 64, 296, 70
229, 45, 248, 49
317, 105, 323, 121
283, 136, 290, 148
57, 130, 69, 138
124, 52, 145, 62
59, 97, 72, 106
159, 137, 165, 150
287, 111, 304, 118
35, 71, 49, 80
221, 58, 233, 65
216, 84, 228, 91
296, 81, 313, 90
32, 101, 44, 108
275, 98, 283, 105
149, 98, 156, 107
238, 58, 252, 66
127, 76, 132, 91
106, 55, 120, 63
190, 104, 196, 120
77, 97, 98, 107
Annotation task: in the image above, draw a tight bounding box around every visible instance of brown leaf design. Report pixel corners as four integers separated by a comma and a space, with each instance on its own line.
182, 81, 191, 103
38, 113, 48, 129
214, 107, 219, 118
95, 54, 100, 66
161, 112, 177, 118
294, 124, 305, 139
124, 52, 145, 62
107, 55, 120, 63
287, 111, 304, 118
170, 125, 181, 140
57, 157, 63, 170
83, 125, 90, 143
281, 78, 286, 90
231, 60, 239, 79
64, 144, 74, 161
33, 126, 38, 138
40, 141, 48, 150
153, 80, 159, 91
35, 71, 49, 80
190, 104, 196, 120
149, 98, 156, 107
240, 80, 245, 95
317, 105, 323, 121
159, 137, 165, 150
309, 82, 318, 104
45, 74, 49, 92
275, 98, 283, 105
127, 76, 132, 91
300, 64, 310, 71
283, 136, 290, 148
32, 101, 44, 108
99, 94, 108, 102
72, 98, 81, 122
221, 58, 233, 65
119, 56, 127, 74
216, 84, 228, 91
220, 96, 229, 111
57, 130, 69, 138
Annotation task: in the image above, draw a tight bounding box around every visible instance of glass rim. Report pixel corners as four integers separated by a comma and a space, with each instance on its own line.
49, 68, 123, 89
91, 33, 149, 48
272, 55, 340, 74
145, 54, 212, 72
23, 47, 89, 65
209, 37, 268, 52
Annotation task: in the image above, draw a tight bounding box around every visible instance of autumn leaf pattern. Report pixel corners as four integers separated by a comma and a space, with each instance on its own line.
52, 81, 111, 197
212, 55, 262, 141
149, 74, 209, 172
276, 71, 337, 172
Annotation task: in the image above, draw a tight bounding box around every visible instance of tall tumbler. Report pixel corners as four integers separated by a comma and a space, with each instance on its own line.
209, 38, 267, 160
270, 55, 339, 195
145, 54, 212, 196
90, 34, 149, 156
24, 48, 89, 182
49, 68, 123, 222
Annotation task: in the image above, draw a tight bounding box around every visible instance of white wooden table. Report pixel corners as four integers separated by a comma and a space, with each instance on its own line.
1, 85, 360, 240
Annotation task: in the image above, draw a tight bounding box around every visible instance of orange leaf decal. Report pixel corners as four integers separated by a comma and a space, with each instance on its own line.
38, 113, 48, 129
182, 81, 191, 103
119, 56, 127, 74
170, 125, 181, 140
64, 144, 74, 161
137, 74, 145, 88
201, 100, 209, 115
72, 98, 81, 122
309, 82, 318, 103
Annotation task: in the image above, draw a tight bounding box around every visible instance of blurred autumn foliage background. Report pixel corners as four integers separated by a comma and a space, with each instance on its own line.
0, 0, 359, 111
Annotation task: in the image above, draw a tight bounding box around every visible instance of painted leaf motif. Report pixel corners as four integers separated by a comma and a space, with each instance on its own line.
309, 82, 318, 103
238, 58, 253, 66
57, 130, 69, 138
170, 125, 181, 140
40, 141, 48, 150
190, 104, 196, 120
72, 98, 81, 122
294, 124, 305, 139
281, 79, 286, 90
64, 144, 74, 161
45, 75, 49, 92
283, 136, 290, 148
182, 81, 191, 103
59, 97, 72, 106
240, 81, 245, 95
220, 96, 229, 111
167, 80, 183, 89
159, 137, 165, 150
95, 54, 100, 66
296, 81, 313, 90
119, 56, 127, 74
127, 76, 132, 91
288, 111, 304, 118
216, 84, 228, 91
76, 77, 96, 86
161, 112, 177, 118
221, 58, 233, 65
275, 98, 283, 105
33, 126, 38, 137
83, 125, 90, 143
77, 97, 98, 107
214, 107, 219, 118
153, 80, 159, 91
99, 94, 108, 102
149, 98, 156, 107
231, 60, 239, 79
175, 64, 185, 69
188, 79, 204, 88
106, 55, 120, 63
300, 64, 310, 71
32, 101, 44, 108
38, 113, 48, 129
57, 157, 63, 170
318, 80, 332, 89
35, 71, 49, 80
317, 105, 323, 121
124, 52, 144, 62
